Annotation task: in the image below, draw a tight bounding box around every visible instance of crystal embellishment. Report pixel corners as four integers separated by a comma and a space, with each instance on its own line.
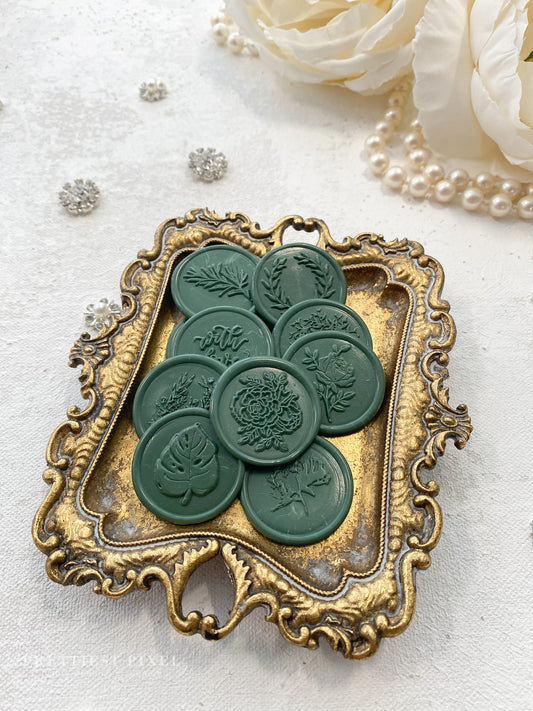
84, 298, 121, 332
59, 179, 100, 215
139, 80, 167, 102
188, 147, 227, 182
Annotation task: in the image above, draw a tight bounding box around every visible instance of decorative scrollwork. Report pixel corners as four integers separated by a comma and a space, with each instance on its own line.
33, 210, 471, 660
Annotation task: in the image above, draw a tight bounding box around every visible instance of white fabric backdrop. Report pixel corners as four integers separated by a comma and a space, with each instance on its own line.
1, 2, 532, 709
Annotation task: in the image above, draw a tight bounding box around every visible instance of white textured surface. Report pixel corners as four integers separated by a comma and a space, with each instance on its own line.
1, 2, 532, 709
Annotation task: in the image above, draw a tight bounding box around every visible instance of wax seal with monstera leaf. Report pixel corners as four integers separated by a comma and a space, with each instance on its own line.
132, 408, 244, 524
252, 243, 347, 324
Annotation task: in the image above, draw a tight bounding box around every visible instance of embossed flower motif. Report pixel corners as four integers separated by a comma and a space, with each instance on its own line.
231, 371, 302, 452
84, 298, 121, 332
70, 334, 111, 370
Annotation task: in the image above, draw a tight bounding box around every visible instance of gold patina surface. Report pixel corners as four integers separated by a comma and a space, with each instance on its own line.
33, 210, 472, 659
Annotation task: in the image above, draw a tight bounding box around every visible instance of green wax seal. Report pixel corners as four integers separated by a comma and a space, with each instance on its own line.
272, 299, 373, 357
210, 357, 321, 466
171, 245, 259, 316
166, 306, 273, 366
132, 408, 244, 525
285, 331, 386, 435
240, 437, 353, 546
252, 243, 347, 324
165, 319, 185, 359
133, 354, 225, 436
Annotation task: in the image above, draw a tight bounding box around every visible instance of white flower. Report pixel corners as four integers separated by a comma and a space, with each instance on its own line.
225, 0, 430, 95
413, 0, 533, 175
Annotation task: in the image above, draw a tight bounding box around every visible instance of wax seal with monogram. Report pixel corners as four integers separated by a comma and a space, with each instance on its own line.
166, 306, 273, 365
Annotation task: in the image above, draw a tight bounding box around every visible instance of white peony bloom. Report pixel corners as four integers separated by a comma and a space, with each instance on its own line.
225, 0, 429, 95
413, 0, 533, 174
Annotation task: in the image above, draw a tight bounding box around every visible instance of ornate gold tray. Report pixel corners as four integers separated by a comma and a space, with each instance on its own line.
33, 210, 472, 659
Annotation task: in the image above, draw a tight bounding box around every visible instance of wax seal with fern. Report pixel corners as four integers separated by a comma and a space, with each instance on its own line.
252, 243, 347, 324
171, 244, 259, 316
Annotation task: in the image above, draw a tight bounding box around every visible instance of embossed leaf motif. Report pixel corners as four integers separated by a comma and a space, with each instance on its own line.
155, 424, 218, 505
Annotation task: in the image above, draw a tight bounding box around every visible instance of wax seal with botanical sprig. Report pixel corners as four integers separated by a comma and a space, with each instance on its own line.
241, 437, 353, 545
171, 244, 259, 316
132, 408, 244, 524
272, 298, 373, 357
252, 243, 347, 324
285, 331, 386, 435
132, 354, 226, 435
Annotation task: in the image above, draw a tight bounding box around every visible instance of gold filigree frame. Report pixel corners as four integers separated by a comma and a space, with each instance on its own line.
33, 210, 471, 659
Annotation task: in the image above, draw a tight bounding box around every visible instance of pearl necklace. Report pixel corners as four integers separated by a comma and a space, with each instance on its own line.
365, 81, 533, 221
210, 10, 258, 56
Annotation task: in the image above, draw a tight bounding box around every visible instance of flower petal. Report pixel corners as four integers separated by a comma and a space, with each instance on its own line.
413, 0, 493, 158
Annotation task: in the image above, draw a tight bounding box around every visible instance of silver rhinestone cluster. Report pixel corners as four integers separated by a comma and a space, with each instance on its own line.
188, 147, 227, 182
84, 298, 121, 332
139, 80, 167, 102
59, 179, 100, 215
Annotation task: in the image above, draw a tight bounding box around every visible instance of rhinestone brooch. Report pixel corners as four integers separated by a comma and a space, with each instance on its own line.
139, 80, 167, 102
188, 147, 227, 182
59, 179, 100, 215
84, 298, 121, 332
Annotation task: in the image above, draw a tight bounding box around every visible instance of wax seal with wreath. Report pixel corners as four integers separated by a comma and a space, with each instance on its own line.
252, 243, 347, 324
211, 357, 321, 466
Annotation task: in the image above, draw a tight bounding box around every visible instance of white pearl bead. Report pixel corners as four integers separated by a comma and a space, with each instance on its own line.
434, 180, 456, 203
364, 134, 385, 155
462, 187, 484, 211
499, 179, 522, 202
474, 172, 495, 194
388, 91, 406, 108
448, 169, 469, 191
212, 22, 230, 45
488, 193, 512, 218
408, 174, 430, 199
211, 11, 232, 26
526, 184, 533, 195
403, 132, 421, 153
410, 118, 423, 133
407, 148, 429, 172
374, 120, 394, 142
517, 196, 533, 220
383, 166, 406, 190
384, 107, 403, 126
369, 152, 390, 176
227, 32, 245, 54
423, 163, 445, 184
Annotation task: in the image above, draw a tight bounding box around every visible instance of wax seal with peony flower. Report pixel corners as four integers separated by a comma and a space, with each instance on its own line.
284, 332, 386, 435
211, 357, 321, 466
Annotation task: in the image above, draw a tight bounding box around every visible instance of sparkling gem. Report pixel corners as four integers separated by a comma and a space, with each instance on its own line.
59, 179, 99, 215
188, 147, 227, 182
139, 80, 167, 102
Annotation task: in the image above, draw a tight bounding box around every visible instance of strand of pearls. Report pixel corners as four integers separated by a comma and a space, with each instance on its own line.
365, 82, 533, 221
210, 10, 258, 56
